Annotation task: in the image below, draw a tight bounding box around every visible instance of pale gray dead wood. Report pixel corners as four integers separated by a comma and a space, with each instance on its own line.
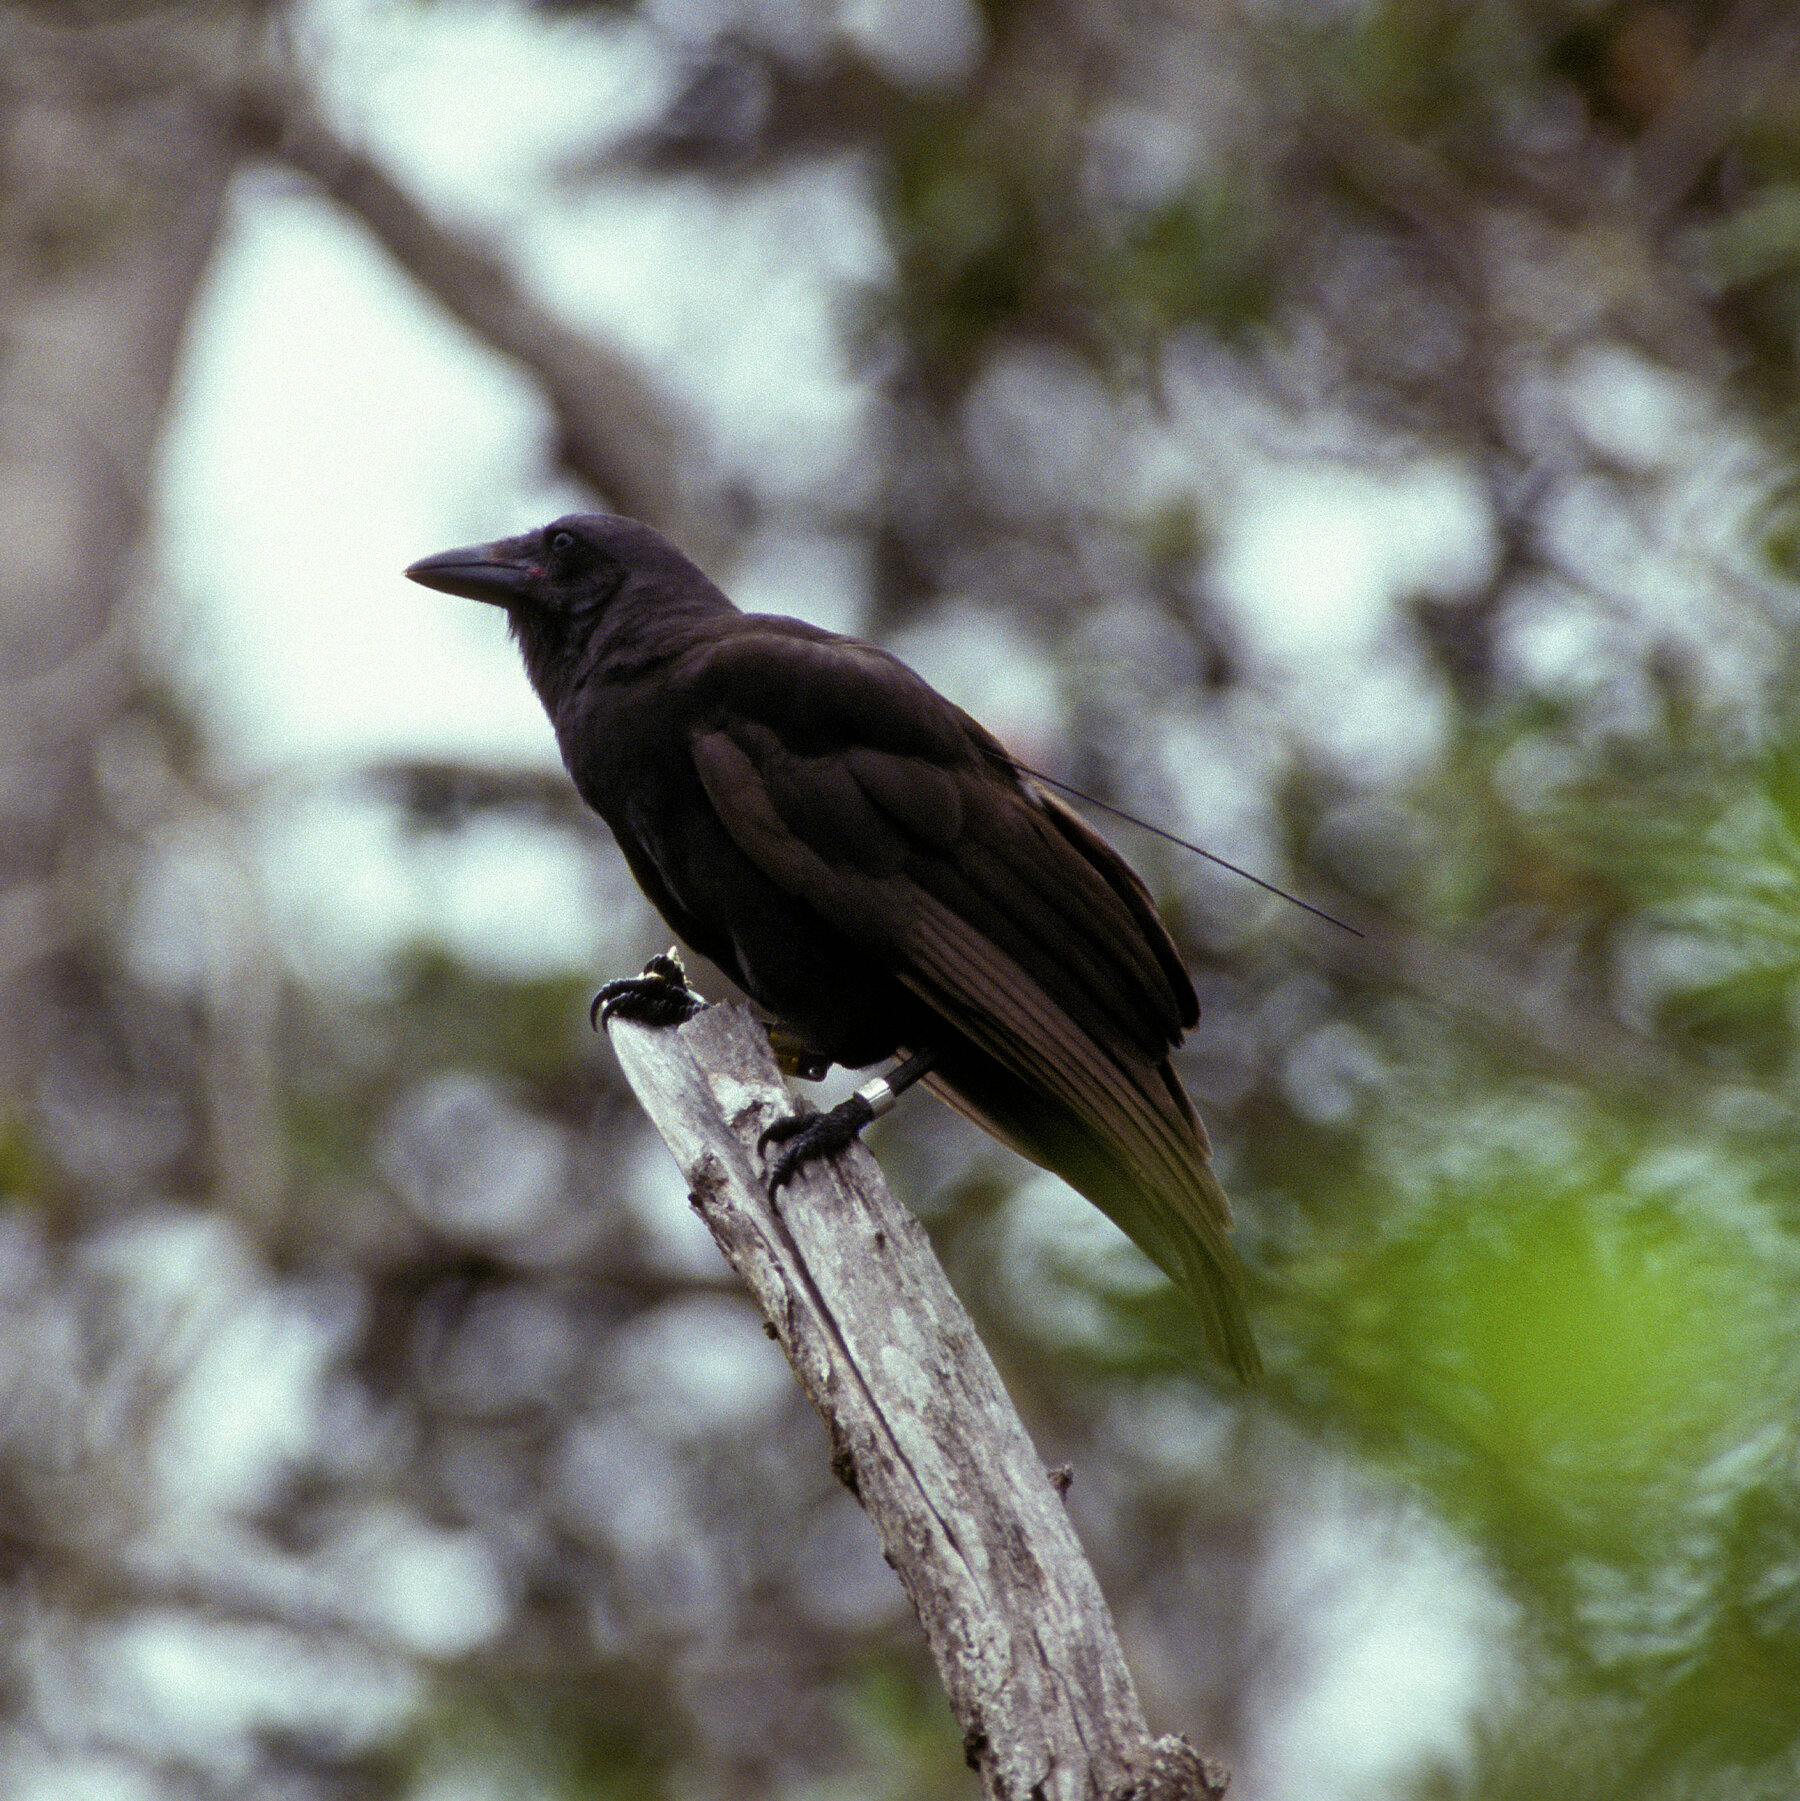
605, 1000, 1227, 1801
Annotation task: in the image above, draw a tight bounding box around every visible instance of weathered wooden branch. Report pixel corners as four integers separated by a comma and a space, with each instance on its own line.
605, 999, 1227, 1801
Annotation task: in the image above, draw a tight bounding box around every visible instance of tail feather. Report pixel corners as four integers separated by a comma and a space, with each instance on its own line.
921, 1058, 1261, 1382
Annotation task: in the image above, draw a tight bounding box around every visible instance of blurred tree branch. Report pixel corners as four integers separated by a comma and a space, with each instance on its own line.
1631, 0, 1800, 234
228, 83, 738, 568
0, 9, 239, 1190
3, 13, 735, 567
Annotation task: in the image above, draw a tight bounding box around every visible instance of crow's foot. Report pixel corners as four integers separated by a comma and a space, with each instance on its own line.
758, 1094, 878, 1194
756, 1049, 938, 1193
590, 951, 704, 1031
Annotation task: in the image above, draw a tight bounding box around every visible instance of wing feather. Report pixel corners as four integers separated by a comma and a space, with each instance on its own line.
684, 624, 1258, 1375
896, 898, 1255, 1374
687, 627, 1193, 1057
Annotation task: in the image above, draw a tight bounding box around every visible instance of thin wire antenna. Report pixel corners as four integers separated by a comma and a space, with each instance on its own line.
1000, 756, 1365, 937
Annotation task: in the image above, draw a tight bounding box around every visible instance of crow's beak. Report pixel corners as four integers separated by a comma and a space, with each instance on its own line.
404, 539, 540, 607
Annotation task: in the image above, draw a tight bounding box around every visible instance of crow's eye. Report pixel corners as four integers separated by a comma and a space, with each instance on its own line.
550, 530, 576, 553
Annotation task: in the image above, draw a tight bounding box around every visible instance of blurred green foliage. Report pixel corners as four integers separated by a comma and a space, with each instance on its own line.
387, 946, 600, 1092
879, 108, 1272, 393
408, 1678, 683, 1801
0, 1108, 52, 1207
1256, 685, 1800, 1794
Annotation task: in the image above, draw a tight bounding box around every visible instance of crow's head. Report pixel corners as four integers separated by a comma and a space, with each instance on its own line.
406, 512, 736, 698
405, 512, 710, 621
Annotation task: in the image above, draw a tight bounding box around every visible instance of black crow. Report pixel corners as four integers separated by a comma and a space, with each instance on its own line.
406, 513, 1258, 1378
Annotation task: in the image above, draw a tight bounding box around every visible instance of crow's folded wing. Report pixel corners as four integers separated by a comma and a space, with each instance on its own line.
680, 622, 1258, 1376
680, 622, 1195, 1055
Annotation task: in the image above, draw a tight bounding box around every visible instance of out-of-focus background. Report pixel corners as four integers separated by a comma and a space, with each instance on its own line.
6, 1, 1800, 1796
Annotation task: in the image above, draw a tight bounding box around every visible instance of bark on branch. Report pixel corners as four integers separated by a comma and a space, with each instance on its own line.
604, 1000, 1227, 1801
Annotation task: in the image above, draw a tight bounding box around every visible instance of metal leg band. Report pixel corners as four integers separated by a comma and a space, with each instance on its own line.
855, 1075, 898, 1118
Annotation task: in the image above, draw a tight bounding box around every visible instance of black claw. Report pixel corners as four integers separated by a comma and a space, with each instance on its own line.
590, 954, 704, 1031
759, 1094, 877, 1193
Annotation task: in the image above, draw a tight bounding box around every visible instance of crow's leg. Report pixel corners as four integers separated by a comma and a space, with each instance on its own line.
590, 949, 704, 1031
759, 1049, 938, 1194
